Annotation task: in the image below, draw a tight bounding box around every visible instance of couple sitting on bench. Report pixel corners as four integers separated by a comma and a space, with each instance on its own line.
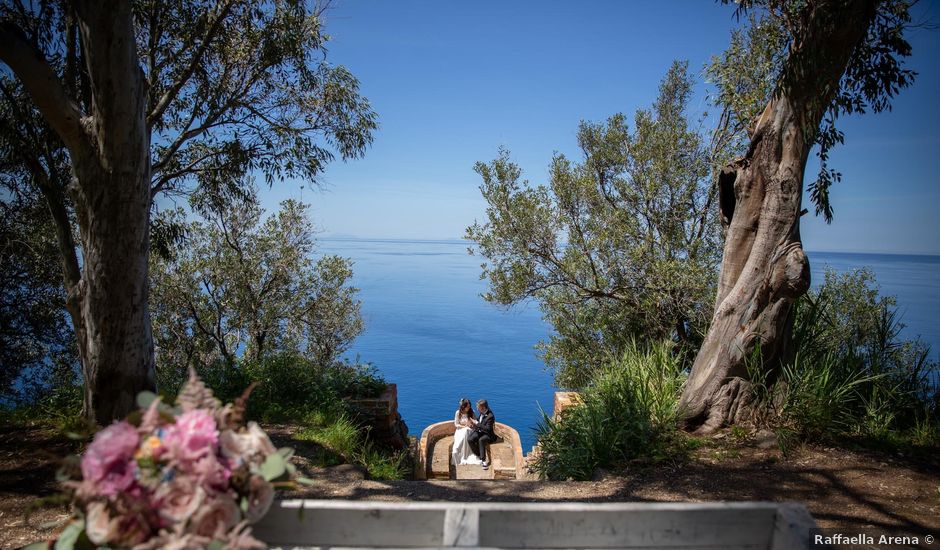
451, 398, 496, 470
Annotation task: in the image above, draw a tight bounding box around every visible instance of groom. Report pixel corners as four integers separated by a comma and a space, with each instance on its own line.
468, 399, 495, 470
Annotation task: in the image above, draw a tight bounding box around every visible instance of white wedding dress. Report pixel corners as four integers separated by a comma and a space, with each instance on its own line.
452, 411, 482, 465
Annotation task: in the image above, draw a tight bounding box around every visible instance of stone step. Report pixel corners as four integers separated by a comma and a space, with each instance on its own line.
429, 434, 517, 480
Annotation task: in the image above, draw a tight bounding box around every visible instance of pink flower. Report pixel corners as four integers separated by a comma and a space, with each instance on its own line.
81, 421, 139, 496
132, 529, 210, 550
154, 481, 205, 525
190, 453, 230, 493
224, 521, 268, 550
190, 494, 241, 538
162, 410, 218, 464
138, 397, 164, 435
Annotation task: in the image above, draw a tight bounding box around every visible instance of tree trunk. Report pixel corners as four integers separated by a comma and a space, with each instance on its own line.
677, 0, 879, 433
73, 163, 155, 425
2, 2, 175, 423
71, 1, 156, 424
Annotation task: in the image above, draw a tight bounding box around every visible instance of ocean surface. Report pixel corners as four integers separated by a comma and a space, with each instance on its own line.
319, 238, 940, 449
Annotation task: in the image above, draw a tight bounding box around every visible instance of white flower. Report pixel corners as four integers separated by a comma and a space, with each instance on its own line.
85, 501, 120, 545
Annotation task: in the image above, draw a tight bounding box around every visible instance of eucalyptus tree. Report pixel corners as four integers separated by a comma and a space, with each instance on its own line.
678, 0, 916, 432
150, 194, 362, 383
0, 0, 376, 422
467, 62, 722, 388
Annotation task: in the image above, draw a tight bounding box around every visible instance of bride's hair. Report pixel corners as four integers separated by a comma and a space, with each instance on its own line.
459, 398, 475, 419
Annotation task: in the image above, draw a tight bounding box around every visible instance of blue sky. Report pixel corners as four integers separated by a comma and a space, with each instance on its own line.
260, 0, 940, 255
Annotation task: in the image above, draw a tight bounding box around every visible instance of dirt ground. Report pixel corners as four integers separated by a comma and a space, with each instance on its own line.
1, 422, 937, 549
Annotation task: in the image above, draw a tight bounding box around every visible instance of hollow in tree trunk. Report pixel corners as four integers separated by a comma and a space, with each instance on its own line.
677, 0, 880, 432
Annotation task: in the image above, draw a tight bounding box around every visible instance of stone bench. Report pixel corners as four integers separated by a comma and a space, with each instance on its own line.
415, 420, 524, 480
254, 500, 818, 549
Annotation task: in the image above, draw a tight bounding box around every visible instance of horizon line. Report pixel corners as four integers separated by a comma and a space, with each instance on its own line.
319, 235, 940, 258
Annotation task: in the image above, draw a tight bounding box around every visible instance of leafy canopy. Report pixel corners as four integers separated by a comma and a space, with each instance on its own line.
710, 0, 916, 222
467, 62, 722, 388
150, 191, 363, 386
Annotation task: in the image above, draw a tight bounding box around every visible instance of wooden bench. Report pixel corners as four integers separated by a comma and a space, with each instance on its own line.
254, 500, 818, 549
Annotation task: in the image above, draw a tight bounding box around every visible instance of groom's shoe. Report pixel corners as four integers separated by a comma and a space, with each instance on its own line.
482, 461, 489, 470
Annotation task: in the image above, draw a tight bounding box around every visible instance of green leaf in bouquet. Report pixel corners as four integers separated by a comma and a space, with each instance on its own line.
207, 540, 226, 550
240, 496, 249, 514
53, 520, 93, 550
22, 542, 51, 550
55, 456, 80, 482
259, 453, 287, 481
136, 391, 159, 410
295, 476, 316, 486
277, 447, 295, 461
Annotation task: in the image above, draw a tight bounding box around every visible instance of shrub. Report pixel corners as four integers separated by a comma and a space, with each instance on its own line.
532, 340, 689, 480
752, 268, 939, 449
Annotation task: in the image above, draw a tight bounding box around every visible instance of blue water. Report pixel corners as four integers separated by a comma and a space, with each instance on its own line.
808, 252, 940, 353
320, 239, 940, 449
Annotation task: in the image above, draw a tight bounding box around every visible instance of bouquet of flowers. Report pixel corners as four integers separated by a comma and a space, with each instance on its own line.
35, 370, 305, 550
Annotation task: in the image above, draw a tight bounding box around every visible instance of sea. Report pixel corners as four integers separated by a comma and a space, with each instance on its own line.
319, 238, 940, 450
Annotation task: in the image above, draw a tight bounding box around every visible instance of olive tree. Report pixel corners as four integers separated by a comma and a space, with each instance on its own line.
150, 193, 362, 384
467, 62, 722, 388
678, 0, 916, 432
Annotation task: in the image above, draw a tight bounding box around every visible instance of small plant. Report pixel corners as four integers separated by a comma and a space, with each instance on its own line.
729, 425, 749, 443
747, 269, 940, 452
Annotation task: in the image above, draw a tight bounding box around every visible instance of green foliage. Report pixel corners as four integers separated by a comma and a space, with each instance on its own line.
1, 0, 376, 414
294, 412, 409, 480
0, 176, 77, 403
749, 268, 939, 450
467, 62, 721, 388
157, 352, 384, 424
531, 341, 691, 480
714, 1, 916, 222
151, 191, 363, 376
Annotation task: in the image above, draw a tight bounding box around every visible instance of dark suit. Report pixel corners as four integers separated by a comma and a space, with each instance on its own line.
468, 410, 495, 461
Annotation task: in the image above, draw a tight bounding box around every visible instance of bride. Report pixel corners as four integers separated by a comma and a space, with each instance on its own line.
452, 398, 481, 465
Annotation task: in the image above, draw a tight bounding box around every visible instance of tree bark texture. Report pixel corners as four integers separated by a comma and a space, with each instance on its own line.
0, 2, 156, 424
73, 2, 156, 424
678, 0, 879, 432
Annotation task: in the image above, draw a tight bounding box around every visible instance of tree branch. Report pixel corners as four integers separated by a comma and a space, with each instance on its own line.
0, 21, 91, 158
147, 0, 237, 128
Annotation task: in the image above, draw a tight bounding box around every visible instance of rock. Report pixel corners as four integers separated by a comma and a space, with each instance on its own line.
754, 429, 778, 450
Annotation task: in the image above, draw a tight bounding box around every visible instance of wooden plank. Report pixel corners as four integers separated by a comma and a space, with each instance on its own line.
770, 503, 816, 550
478, 505, 775, 548
252, 501, 446, 547
256, 500, 809, 549
443, 508, 479, 547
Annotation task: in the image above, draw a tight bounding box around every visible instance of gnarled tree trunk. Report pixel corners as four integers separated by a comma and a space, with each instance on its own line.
678, 0, 880, 433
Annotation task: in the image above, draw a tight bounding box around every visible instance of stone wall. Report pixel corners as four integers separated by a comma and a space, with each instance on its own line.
347, 384, 409, 449
552, 391, 582, 421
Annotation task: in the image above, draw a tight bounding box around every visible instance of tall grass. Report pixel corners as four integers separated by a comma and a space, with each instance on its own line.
531, 340, 690, 480
293, 412, 410, 480
752, 269, 939, 449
